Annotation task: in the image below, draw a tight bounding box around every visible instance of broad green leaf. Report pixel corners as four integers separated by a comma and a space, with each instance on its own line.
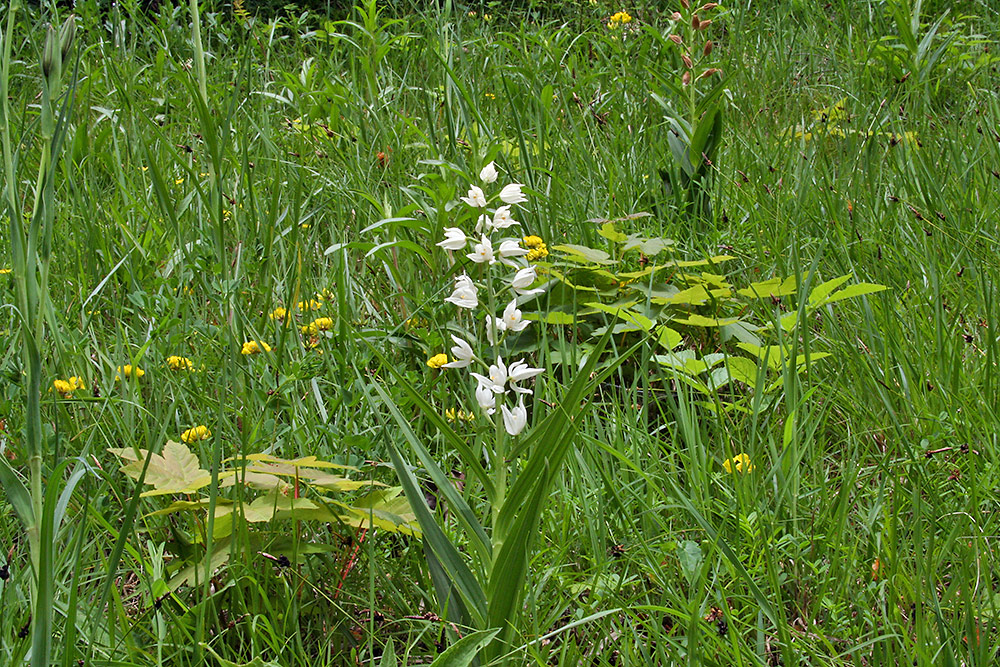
584, 302, 655, 332
813, 282, 888, 306
597, 222, 627, 243
429, 629, 500, 667
650, 284, 712, 306
725, 356, 761, 386
621, 234, 674, 256
720, 320, 763, 346
243, 491, 321, 523
112, 441, 213, 497
807, 275, 852, 306
737, 274, 802, 299
657, 325, 682, 350
678, 540, 703, 584
238, 453, 357, 471
550, 244, 613, 264
379, 640, 398, 667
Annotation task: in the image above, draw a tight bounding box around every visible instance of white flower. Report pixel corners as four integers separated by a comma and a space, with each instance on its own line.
488, 357, 509, 390
499, 183, 528, 205
474, 213, 492, 234
510, 265, 543, 296
443, 334, 474, 368
492, 206, 519, 230
475, 381, 496, 414
507, 359, 544, 393
445, 274, 478, 309
501, 398, 528, 436
437, 227, 468, 251
486, 316, 506, 345
502, 299, 529, 332
461, 185, 488, 208
467, 234, 495, 265
480, 162, 498, 184
498, 239, 528, 266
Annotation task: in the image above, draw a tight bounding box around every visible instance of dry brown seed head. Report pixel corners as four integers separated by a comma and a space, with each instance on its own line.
697, 68, 721, 79
668, 33, 683, 45
697, 19, 713, 30
691, 14, 700, 29
681, 52, 693, 68
682, 70, 691, 85
703, 40, 713, 56
671, 11, 683, 20
680, 0, 690, 8
700, 2, 719, 10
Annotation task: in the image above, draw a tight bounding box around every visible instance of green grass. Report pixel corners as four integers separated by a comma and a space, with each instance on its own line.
1, 0, 999, 665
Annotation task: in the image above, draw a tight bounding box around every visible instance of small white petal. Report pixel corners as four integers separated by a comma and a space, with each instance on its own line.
461, 185, 488, 208
499, 183, 528, 205
502, 299, 529, 332
492, 206, 519, 229
436, 227, 468, 251
480, 162, 498, 184
443, 334, 474, 368
501, 399, 528, 436
467, 234, 495, 265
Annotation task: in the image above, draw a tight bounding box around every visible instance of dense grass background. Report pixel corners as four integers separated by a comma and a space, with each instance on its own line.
1, 0, 999, 664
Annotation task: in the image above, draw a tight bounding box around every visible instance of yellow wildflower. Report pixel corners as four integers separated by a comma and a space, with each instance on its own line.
115, 365, 145, 381
269, 307, 288, 321
607, 11, 632, 29
166, 356, 194, 371
722, 453, 755, 474
241, 340, 272, 355
523, 235, 544, 248
526, 245, 549, 262
427, 353, 449, 369
51, 376, 87, 397
181, 425, 212, 443
174, 178, 184, 185
301, 317, 335, 335
297, 299, 321, 312
445, 408, 476, 422
0, 268, 11, 275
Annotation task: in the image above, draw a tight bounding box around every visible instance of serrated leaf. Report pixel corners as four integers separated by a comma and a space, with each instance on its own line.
112, 441, 213, 497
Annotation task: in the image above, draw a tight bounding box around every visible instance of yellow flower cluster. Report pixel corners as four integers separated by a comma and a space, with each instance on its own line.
300, 317, 334, 335
241, 340, 272, 355
426, 353, 449, 369
269, 307, 288, 321
607, 11, 632, 29
405, 317, 428, 330
297, 299, 321, 312
166, 355, 193, 371
52, 376, 86, 397
445, 408, 476, 422
181, 425, 212, 444
723, 453, 755, 474
0, 268, 11, 275
523, 235, 549, 262
115, 365, 145, 381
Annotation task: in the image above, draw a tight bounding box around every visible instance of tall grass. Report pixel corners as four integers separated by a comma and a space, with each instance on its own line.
0, 0, 997, 665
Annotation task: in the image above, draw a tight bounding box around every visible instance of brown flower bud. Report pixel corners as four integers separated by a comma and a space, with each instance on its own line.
691, 14, 700, 29
681, 52, 693, 68
682, 70, 691, 86
668, 34, 683, 45
671, 11, 683, 21
700, 2, 719, 10
704, 40, 713, 56
697, 68, 721, 79
680, 0, 690, 8
698, 19, 713, 30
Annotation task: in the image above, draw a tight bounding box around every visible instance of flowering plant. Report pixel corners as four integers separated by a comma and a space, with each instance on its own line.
367, 162, 639, 665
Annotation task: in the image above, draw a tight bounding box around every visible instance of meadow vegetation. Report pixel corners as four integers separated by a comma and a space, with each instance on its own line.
1, 0, 999, 664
